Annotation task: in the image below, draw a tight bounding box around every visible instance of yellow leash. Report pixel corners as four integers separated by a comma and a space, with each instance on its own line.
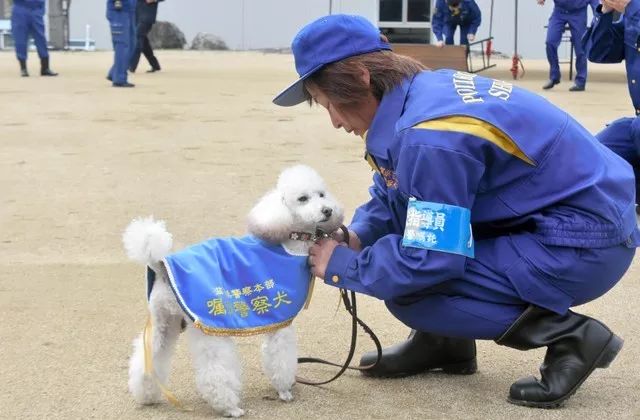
142, 314, 192, 411
303, 276, 316, 310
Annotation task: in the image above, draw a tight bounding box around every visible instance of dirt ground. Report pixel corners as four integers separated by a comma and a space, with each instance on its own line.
0, 50, 638, 419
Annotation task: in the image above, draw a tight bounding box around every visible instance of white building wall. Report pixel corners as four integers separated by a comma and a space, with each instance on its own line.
68, 0, 593, 60
69, 1, 111, 51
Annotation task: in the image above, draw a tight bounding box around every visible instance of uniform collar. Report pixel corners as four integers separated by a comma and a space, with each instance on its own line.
365, 76, 414, 157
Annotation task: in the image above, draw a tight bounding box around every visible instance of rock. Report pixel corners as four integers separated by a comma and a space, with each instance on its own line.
190, 33, 228, 51
148, 21, 187, 49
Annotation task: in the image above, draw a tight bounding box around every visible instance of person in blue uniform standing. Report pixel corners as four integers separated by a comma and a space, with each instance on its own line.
274, 14, 639, 408
431, 0, 481, 47
11, 0, 58, 77
584, 0, 640, 114
538, 0, 599, 91
106, 0, 136, 87
129, 0, 163, 73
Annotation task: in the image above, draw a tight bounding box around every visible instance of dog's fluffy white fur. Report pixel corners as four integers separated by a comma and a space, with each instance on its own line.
124, 165, 343, 417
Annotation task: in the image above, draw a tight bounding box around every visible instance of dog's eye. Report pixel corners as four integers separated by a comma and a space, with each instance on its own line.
297, 195, 309, 203
319, 192, 325, 198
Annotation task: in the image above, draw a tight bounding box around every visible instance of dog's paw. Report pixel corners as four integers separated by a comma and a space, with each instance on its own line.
223, 407, 245, 418
278, 390, 294, 402
132, 391, 163, 405
129, 375, 163, 405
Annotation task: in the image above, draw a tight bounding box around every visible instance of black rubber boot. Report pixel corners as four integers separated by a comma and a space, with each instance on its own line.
542, 79, 559, 90
19, 60, 29, 77
496, 305, 623, 408
359, 330, 477, 378
40, 57, 58, 76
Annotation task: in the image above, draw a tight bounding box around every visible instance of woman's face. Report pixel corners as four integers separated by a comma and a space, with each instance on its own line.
306, 83, 378, 138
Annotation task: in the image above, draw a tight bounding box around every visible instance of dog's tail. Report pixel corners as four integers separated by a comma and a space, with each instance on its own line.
123, 216, 173, 267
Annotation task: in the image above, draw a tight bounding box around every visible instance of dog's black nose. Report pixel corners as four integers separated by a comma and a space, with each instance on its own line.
322, 207, 333, 218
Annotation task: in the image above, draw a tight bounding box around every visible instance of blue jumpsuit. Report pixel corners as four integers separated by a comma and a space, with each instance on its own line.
584, 1, 640, 114
324, 69, 639, 340
432, 0, 481, 46
596, 117, 640, 203
545, 0, 599, 87
106, 0, 136, 85
11, 0, 49, 61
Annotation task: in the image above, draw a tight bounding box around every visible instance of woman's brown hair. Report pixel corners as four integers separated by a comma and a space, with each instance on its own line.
304, 50, 426, 108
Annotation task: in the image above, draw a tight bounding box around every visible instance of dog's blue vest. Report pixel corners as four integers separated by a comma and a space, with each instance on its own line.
148, 235, 312, 336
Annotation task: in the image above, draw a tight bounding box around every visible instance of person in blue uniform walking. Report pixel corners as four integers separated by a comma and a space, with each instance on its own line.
129, 0, 163, 73
584, 0, 640, 114
106, 0, 136, 87
431, 0, 481, 47
538, 0, 599, 91
274, 14, 639, 408
11, 0, 58, 77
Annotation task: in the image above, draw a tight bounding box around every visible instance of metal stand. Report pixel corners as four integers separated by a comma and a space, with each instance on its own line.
466, 37, 497, 73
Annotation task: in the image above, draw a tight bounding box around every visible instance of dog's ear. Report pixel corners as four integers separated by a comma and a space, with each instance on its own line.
247, 190, 294, 243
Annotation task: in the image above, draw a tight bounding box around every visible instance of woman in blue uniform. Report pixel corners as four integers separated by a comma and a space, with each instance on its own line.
274, 14, 639, 408
11, 0, 58, 77
106, 0, 136, 87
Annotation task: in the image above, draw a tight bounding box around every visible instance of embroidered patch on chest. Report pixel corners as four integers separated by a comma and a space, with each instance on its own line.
379, 167, 398, 188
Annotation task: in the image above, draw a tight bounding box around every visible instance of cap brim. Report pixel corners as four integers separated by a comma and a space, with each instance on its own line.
272, 63, 325, 107
272, 78, 308, 107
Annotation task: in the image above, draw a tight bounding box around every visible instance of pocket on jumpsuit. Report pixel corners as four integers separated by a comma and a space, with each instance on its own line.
504, 255, 573, 315
110, 22, 124, 40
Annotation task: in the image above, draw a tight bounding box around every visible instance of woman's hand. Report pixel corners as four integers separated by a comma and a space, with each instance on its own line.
331, 228, 362, 251
602, 0, 630, 13
308, 239, 340, 279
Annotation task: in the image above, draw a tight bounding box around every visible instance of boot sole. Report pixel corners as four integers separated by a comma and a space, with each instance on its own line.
507, 334, 624, 408
361, 358, 477, 378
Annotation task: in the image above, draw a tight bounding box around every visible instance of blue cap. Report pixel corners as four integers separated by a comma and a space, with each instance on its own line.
273, 14, 391, 107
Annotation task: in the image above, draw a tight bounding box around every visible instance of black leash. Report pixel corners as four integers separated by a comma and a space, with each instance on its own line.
296, 226, 383, 386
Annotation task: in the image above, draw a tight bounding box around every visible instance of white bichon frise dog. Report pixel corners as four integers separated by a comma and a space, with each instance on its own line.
123, 165, 343, 417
